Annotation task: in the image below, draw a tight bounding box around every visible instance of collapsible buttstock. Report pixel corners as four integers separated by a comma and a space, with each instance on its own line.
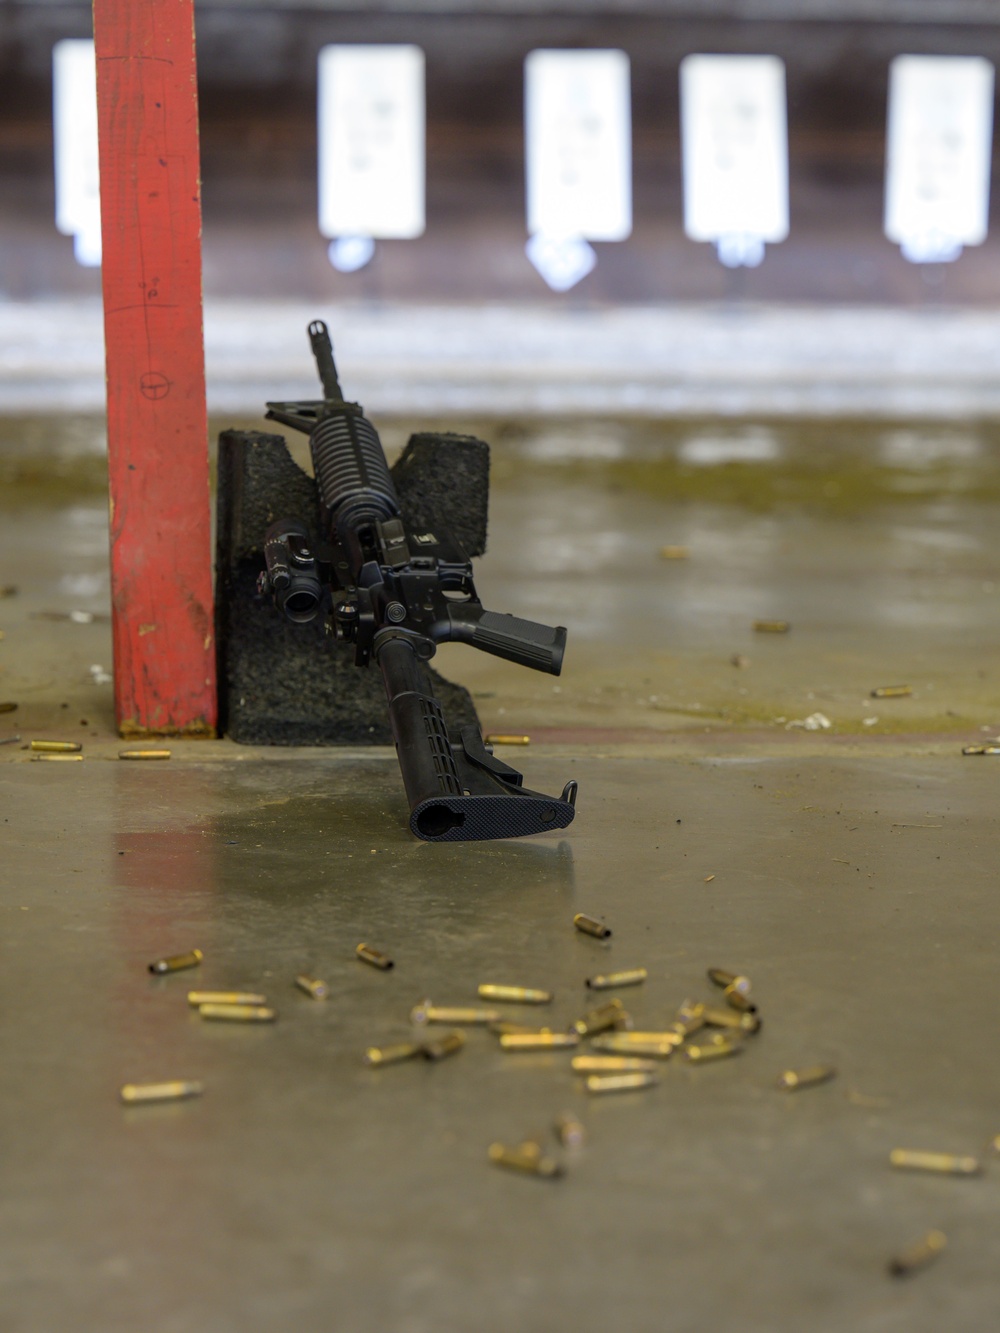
376, 635, 576, 842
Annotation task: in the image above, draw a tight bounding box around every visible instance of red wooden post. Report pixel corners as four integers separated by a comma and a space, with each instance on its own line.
93, 0, 216, 736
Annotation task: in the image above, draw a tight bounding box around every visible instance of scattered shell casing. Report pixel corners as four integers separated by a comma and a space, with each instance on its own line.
586, 967, 647, 991
120, 1080, 203, 1104
686, 1039, 743, 1063
888, 1230, 947, 1278
149, 949, 203, 975
30, 740, 82, 752
483, 734, 531, 746
590, 1034, 678, 1058
295, 974, 330, 1000
417, 1003, 497, 1025
412, 1000, 502, 1026
356, 943, 393, 970
421, 1030, 466, 1061
753, 620, 789, 633
118, 749, 172, 760
187, 991, 266, 1007
554, 1113, 586, 1148
571, 998, 628, 1037
363, 1042, 422, 1067
671, 999, 707, 1037
703, 1005, 761, 1033
585, 1072, 659, 1095
889, 1149, 981, 1176
572, 1055, 657, 1074
198, 1003, 275, 1023
489, 1022, 553, 1037
871, 685, 912, 699
708, 968, 737, 988
777, 1065, 836, 1091
32, 753, 83, 762
0, 701, 17, 713
985, 746, 1000, 755
499, 1032, 579, 1051
962, 745, 986, 755
488, 1140, 562, 1177
724, 983, 756, 1014
478, 984, 552, 1005
0, 734, 22, 745
573, 912, 612, 940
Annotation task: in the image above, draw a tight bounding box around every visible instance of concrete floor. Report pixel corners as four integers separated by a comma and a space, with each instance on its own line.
2, 416, 1000, 1331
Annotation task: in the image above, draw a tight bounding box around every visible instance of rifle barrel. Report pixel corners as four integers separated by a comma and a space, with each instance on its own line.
308, 319, 343, 400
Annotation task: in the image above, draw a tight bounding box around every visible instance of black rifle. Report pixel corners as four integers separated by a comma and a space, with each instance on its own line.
259, 320, 577, 842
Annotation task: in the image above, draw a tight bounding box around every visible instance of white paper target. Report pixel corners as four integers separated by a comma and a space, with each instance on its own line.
52, 39, 102, 267
525, 49, 632, 242
318, 45, 425, 241
885, 55, 994, 260
680, 54, 789, 245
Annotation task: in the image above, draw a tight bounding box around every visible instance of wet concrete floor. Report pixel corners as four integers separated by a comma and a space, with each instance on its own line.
2, 416, 1000, 1331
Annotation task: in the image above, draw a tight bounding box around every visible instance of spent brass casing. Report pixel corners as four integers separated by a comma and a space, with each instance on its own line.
962, 745, 987, 755
573, 913, 612, 939
478, 984, 552, 1005
31, 753, 83, 762
590, 1034, 678, 1058
30, 740, 82, 753
686, 1039, 742, 1063
889, 1150, 981, 1176
753, 620, 789, 633
572, 1055, 657, 1074
703, 1006, 759, 1032
295, 975, 330, 1000
707, 968, 738, 988
871, 685, 912, 698
483, 734, 531, 746
412, 1001, 502, 1026
356, 943, 393, 971
363, 1042, 422, 1067
489, 1022, 554, 1036
499, 1032, 579, 1051
119, 749, 172, 760
586, 968, 647, 991
888, 1230, 947, 1278
554, 1112, 586, 1148
571, 999, 628, 1037
187, 991, 266, 1007
0, 700, 16, 712
671, 999, 707, 1037
149, 949, 203, 975
488, 1141, 562, 1177
724, 984, 756, 1014
120, 1080, 203, 1104
199, 1003, 275, 1022
421, 1030, 466, 1061
585, 1072, 659, 1095
777, 1065, 836, 1091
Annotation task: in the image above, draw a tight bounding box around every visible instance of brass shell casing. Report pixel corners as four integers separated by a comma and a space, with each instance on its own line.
149, 949, 203, 975
478, 984, 552, 1005
585, 968, 647, 991
120, 1081, 203, 1104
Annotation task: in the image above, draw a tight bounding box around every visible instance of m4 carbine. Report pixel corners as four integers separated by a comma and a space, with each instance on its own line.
258, 320, 577, 843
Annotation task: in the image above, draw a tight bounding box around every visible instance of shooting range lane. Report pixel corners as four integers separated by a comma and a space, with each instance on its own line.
3, 416, 1000, 1329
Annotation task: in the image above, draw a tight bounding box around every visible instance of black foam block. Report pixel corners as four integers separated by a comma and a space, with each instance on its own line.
215, 428, 490, 745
